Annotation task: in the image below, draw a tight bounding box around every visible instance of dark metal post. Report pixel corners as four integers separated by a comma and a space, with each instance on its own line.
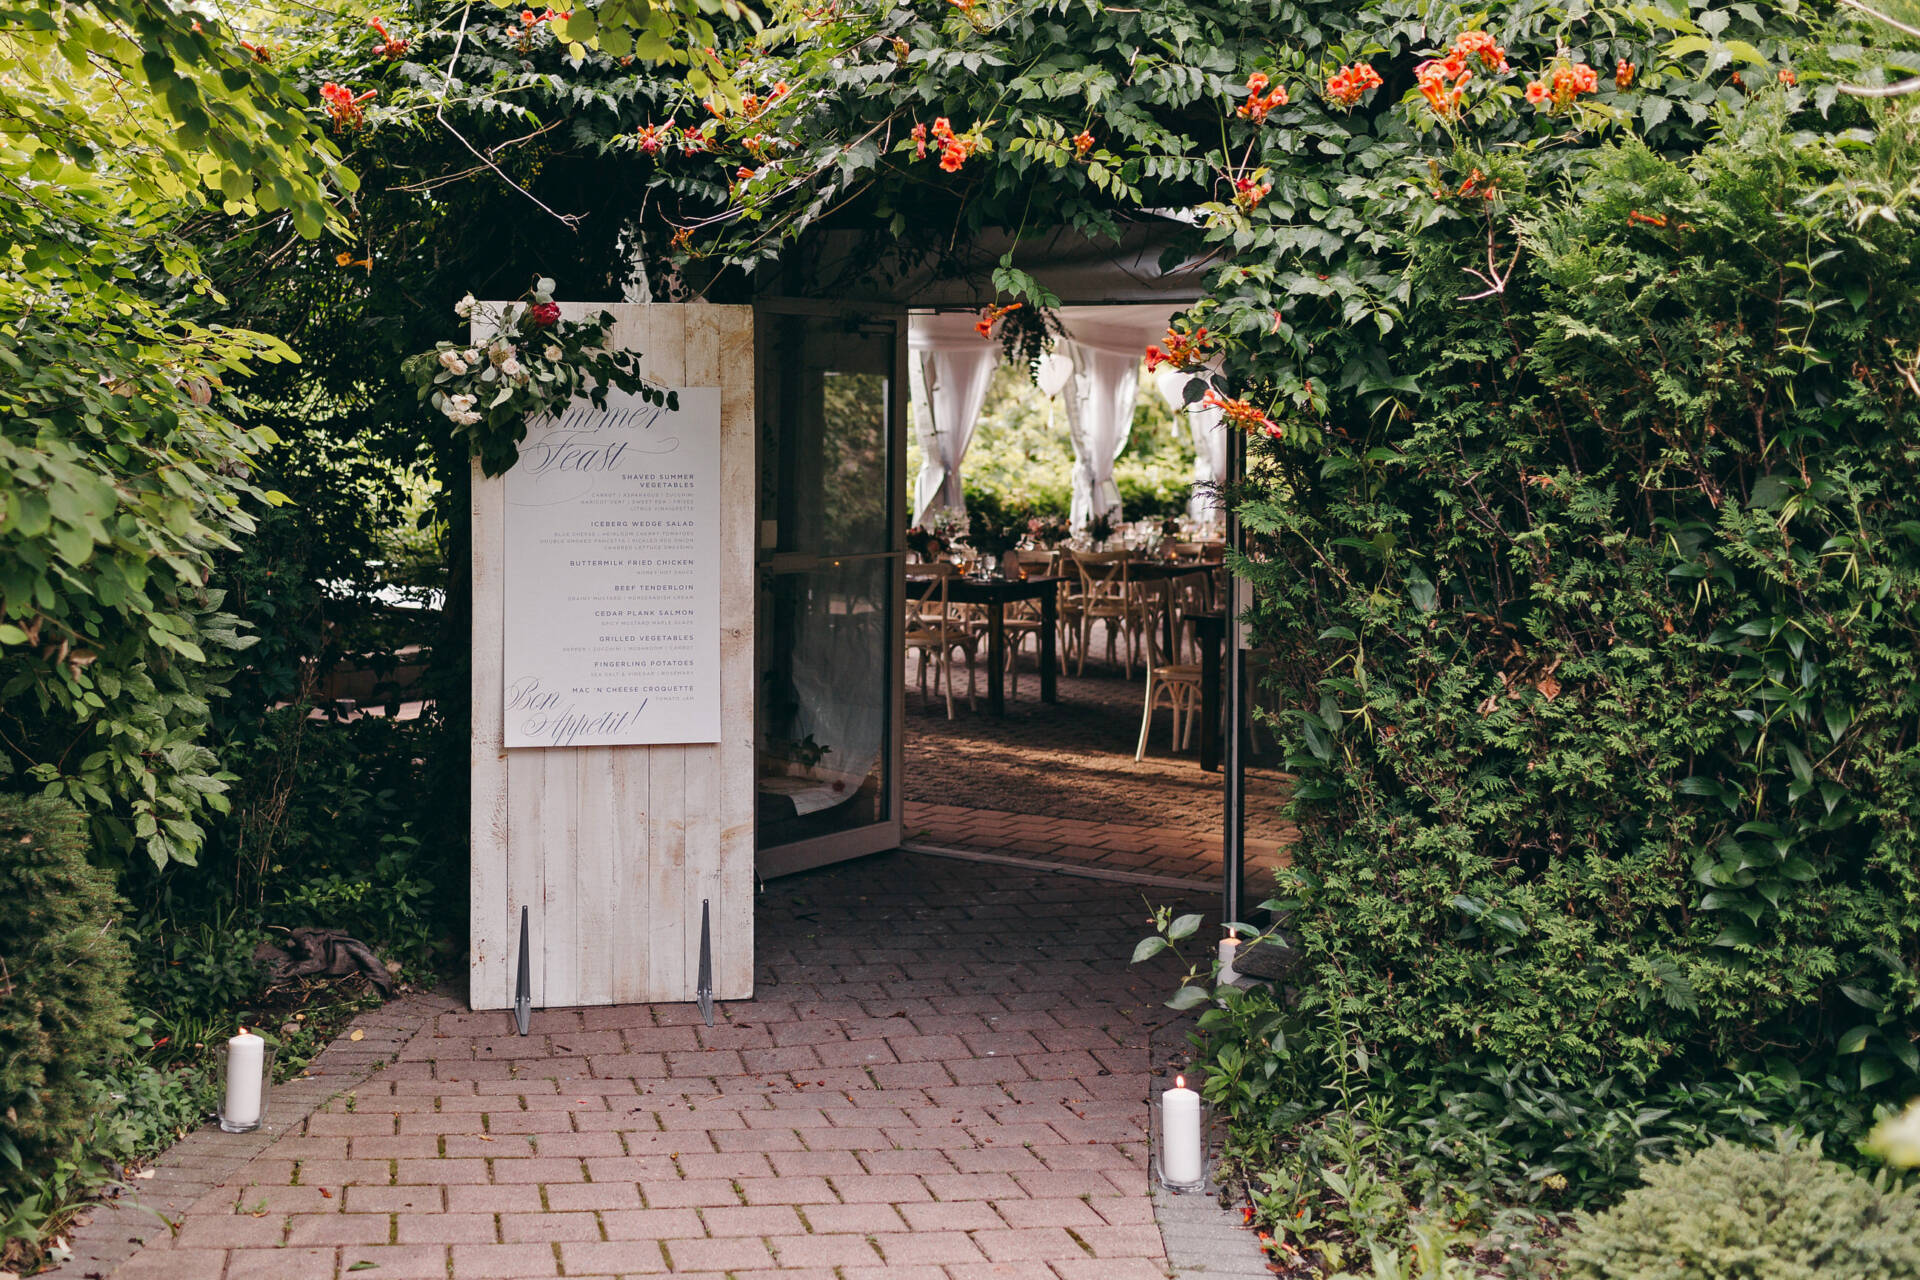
1222, 426, 1247, 928
513, 905, 533, 1037
697, 899, 715, 1028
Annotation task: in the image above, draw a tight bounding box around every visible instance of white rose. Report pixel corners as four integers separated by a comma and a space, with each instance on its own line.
500, 357, 525, 378
456, 410, 483, 425
438, 349, 469, 374
465, 348, 483, 364
441, 392, 479, 422
543, 344, 563, 362
454, 293, 477, 318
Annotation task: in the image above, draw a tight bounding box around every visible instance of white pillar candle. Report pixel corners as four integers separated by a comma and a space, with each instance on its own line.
223, 1030, 265, 1131
1217, 936, 1240, 985
1160, 1075, 1204, 1187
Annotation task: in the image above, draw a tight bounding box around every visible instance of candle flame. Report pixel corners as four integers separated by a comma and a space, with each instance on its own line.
1175, 1074, 1186, 1088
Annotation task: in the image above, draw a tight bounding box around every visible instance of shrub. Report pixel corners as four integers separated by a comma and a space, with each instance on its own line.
0, 795, 133, 1186
1566, 1139, 1920, 1280
121, 710, 447, 1012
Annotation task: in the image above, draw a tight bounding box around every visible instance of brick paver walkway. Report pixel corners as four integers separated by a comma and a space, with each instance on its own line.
902, 804, 1284, 887
903, 635, 1294, 889
105, 852, 1208, 1280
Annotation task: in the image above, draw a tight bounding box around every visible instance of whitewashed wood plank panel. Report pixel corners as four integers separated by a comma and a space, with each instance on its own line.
647, 749, 688, 1002
605, 302, 664, 1007
539, 740, 581, 1008
643, 306, 690, 1002
709, 305, 757, 999
504, 750, 546, 1007
469, 457, 512, 1009
553, 301, 656, 1007
681, 305, 724, 997
573, 746, 616, 1002
607, 746, 649, 1004
602, 303, 672, 1013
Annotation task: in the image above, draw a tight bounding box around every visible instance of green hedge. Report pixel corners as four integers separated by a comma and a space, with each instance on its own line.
0, 794, 133, 1188
1241, 100, 1920, 1098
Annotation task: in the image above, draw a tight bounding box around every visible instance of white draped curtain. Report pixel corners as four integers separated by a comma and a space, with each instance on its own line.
1041, 340, 1143, 529
908, 319, 1000, 527
1155, 368, 1227, 522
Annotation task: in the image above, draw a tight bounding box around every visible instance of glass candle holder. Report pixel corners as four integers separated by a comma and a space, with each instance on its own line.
217, 1034, 276, 1134
1153, 1079, 1210, 1193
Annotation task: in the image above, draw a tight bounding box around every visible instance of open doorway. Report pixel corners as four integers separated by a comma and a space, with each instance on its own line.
746, 263, 1293, 897
893, 305, 1293, 889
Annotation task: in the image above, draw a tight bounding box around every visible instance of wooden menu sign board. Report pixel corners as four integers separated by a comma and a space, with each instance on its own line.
470, 304, 754, 1010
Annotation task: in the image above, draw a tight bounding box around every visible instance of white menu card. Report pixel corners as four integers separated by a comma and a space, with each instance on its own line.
502, 386, 721, 747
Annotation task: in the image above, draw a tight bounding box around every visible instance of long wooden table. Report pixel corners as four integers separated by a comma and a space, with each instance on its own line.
943, 575, 1060, 716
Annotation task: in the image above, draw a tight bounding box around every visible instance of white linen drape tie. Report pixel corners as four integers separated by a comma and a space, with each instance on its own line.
908, 340, 999, 526
1043, 340, 1141, 528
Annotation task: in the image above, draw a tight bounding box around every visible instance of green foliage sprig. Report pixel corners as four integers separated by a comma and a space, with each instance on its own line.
402, 277, 677, 476
0, 312, 284, 869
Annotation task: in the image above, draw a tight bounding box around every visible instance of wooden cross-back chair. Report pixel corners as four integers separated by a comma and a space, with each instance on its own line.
1135, 579, 1204, 760
904, 563, 978, 719
1068, 550, 1140, 677
1001, 550, 1061, 696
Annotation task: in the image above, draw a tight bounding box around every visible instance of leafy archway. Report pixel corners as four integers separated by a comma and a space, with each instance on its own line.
595, 0, 1920, 1158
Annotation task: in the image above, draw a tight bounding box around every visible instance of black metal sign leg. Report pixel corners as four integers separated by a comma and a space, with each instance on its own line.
697, 899, 714, 1028
514, 904, 533, 1037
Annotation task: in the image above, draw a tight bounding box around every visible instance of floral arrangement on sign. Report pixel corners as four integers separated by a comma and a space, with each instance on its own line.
402, 276, 677, 476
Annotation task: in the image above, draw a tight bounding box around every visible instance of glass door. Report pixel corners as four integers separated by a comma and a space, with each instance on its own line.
754, 303, 906, 876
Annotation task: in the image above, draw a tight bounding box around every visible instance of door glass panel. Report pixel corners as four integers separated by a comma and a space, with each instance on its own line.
756, 558, 891, 848
761, 323, 893, 556
756, 311, 900, 850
